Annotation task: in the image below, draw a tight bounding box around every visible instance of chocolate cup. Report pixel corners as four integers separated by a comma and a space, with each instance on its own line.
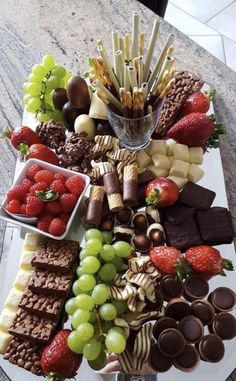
208, 287, 236, 312
148, 343, 173, 372
144, 289, 164, 313
158, 328, 186, 357
153, 317, 179, 341
198, 334, 225, 363
131, 234, 152, 253
183, 276, 209, 301
173, 344, 200, 372
165, 298, 192, 321
160, 275, 184, 301
191, 300, 215, 326
131, 212, 149, 233
115, 208, 133, 225
179, 315, 204, 343
211, 312, 236, 340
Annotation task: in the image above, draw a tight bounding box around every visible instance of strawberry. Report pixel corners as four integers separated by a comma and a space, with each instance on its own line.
58, 213, 70, 225
184, 245, 234, 277
54, 173, 67, 183
50, 180, 67, 195
26, 196, 44, 216
30, 182, 48, 195
34, 170, 54, 186
179, 90, 215, 117
2, 126, 42, 150
45, 201, 62, 216
7, 184, 28, 202
37, 214, 54, 233
5, 200, 22, 214
145, 177, 179, 207
65, 175, 85, 197
20, 204, 27, 214
41, 329, 82, 379
149, 246, 189, 278
49, 218, 66, 236
167, 112, 213, 147
26, 164, 43, 180
19, 143, 59, 165
21, 178, 34, 192
59, 193, 78, 213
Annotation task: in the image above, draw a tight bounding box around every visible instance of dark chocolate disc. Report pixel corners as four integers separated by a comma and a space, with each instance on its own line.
158, 328, 186, 357
184, 276, 209, 301
208, 287, 236, 312
179, 316, 203, 343
191, 300, 215, 326
173, 344, 200, 371
212, 312, 236, 340
165, 298, 191, 321
148, 343, 173, 372
160, 275, 183, 301
199, 334, 225, 363
153, 317, 179, 340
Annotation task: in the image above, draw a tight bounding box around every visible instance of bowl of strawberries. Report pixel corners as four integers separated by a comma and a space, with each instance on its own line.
0, 159, 90, 239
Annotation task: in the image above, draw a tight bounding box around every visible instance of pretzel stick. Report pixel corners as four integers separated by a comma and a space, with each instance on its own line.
115, 50, 125, 87
153, 56, 174, 95
132, 87, 139, 119
131, 12, 139, 59
159, 78, 176, 99
138, 90, 144, 118
112, 31, 120, 75
139, 33, 145, 56
119, 37, 125, 57
124, 34, 130, 62
98, 45, 120, 95
138, 56, 144, 87
97, 39, 110, 62
120, 88, 129, 117
124, 63, 130, 91
127, 91, 133, 118
128, 66, 138, 89
143, 19, 160, 81
141, 82, 148, 102
166, 45, 174, 56
93, 79, 123, 113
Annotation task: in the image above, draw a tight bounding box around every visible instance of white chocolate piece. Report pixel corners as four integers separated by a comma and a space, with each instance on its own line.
19, 251, 35, 270
13, 269, 33, 291
146, 140, 166, 156
189, 147, 204, 164
23, 233, 41, 252
0, 331, 12, 354
136, 151, 152, 168
74, 114, 96, 141
168, 176, 188, 189
188, 164, 204, 183
169, 156, 175, 165
152, 154, 171, 170
0, 308, 16, 332
5, 288, 24, 311
149, 166, 169, 178
89, 90, 108, 120
166, 140, 175, 156
169, 159, 190, 178
173, 143, 189, 162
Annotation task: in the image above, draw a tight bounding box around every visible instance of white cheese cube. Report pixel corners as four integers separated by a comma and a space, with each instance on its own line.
189, 147, 204, 164
168, 176, 188, 189
188, 164, 204, 183
23, 232, 42, 251
19, 251, 35, 270
166, 140, 175, 156
13, 269, 33, 291
173, 143, 189, 162
146, 140, 166, 156
152, 154, 171, 170
149, 166, 169, 178
5, 288, 24, 310
0, 331, 12, 354
169, 160, 190, 178
137, 150, 152, 168
0, 308, 16, 332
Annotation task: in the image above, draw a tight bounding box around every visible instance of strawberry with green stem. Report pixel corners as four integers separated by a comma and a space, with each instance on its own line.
145, 177, 179, 208
180, 89, 216, 117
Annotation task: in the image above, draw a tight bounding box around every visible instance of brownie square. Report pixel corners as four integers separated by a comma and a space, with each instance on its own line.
179, 183, 216, 210
161, 202, 195, 225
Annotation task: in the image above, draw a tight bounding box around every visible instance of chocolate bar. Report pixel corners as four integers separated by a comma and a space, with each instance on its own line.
103, 172, 124, 212
196, 207, 234, 245
161, 202, 195, 225
19, 289, 64, 321
9, 309, 56, 345
179, 183, 216, 210
138, 169, 155, 185
123, 165, 138, 206
86, 185, 105, 226
32, 238, 79, 273
28, 269, 73, 298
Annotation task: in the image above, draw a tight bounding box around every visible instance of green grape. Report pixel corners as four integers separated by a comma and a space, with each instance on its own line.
99, 303, 117, 321
64, 70, 72, 85
44, 94, 54, 107
88, 350, 107, 370
42, 54, 56, 70
28, 97, 41, 112
108, 327, 127, 340
89, 310, 97, 323
26, 104, 36, 114
72, 309, 90, 329
85, 229, 103, 242
32, 64, 48, 80
102, 321, 115, 333
65, 297, 77, 315
36, 112, 52, 122
76, 266, 84, 277
50, 109, 64, 122
105, 331, 126, 354
92, 284, 109, 305
113, 241, 132, 258
83, 338, 102, 361
85, 238, 102, 256
23, 94, 32, 105
102, 231, 113, 244
113, 299, 127, 315
78, 274, 96, 291
28, 73, 38, 82
67, 330, 85, 354
82, 256, 100, 274
99, 263, 117, 282
51, 64, 66, 78
110, 255, 124, 271
76, 322, 94, 341
46, 76, 60, 91
23, 82, 30, 93
100, 244, 115, 261
80, 249, 87, 261
73, 280, 90, 296
75, 294, 95, 311
27, 82, 41, 96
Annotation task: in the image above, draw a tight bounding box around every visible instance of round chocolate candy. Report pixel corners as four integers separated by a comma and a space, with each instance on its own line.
148, 343, 173, 372
144, 289, 163, 313
147, 223, 165, 246
158, 328, 186, 357
208, 287, 236, 312
173, 344, 200, 372
160, 275, 183, 301
198, 334, 225, 363
183, 276, 209, 301
179, 316, 204, 343
145, 205, 161, 224
211, 312, 236, 340
191, 300, 215, 326
131, 234, 152, 253
153, 317, 179, 340
99, 217, 114, 231
115, 208, 133, 224
131, 212, 149, 233
165, 298, 191, 321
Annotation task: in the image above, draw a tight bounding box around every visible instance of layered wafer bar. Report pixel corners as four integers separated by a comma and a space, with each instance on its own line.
123, 165, 138, 206
86, 185, 105, 226
103, 172, 124, 212
28, 269, 74, 298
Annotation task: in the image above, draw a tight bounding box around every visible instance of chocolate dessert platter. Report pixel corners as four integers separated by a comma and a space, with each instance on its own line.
0, 12, 235, 381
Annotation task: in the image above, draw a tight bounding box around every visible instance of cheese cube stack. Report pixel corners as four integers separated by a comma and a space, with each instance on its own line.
23, 232, 42, 251
0, 331, 12, 354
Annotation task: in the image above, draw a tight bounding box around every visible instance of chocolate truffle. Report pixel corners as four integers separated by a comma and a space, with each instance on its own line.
198, 334, 225, 363
132, 212, 149, 233
160, 275, 183, 301
179, 316, 204, 343
131, 234, 152, 253
179, 183, 216, 210
115, 208, 133, 224
158, 328, 186, 357
166, 298, 192, 321
174, 344, 200, 372
148, 343, 173, 372
184, 276, 209, 301
147, 223, 165, 246
191, 300, 215, 326
211, 312, 236, 340
153, 317, 179, 340
99, 217, 114, 231
208, 287, 236, 312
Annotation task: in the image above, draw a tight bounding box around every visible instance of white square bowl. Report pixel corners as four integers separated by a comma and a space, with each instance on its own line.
0, 158, 90, 240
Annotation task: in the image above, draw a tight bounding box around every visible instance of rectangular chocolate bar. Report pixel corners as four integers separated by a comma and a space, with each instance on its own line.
28, 269, 73, 298
179, 182, 216, 210
19, 289, 64, 321
161, 202, 195, 225
163, 216, 203, 252
196, 207, 235, 245
9, 309, 56, 345
4, 337, 43, 376
138, 170, 155, 185
32, 238, 79, 273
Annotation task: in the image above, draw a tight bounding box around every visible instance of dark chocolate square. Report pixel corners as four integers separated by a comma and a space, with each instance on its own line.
196, 207, 234, 245
179, 183, 216, 210
160, 202, 195, 225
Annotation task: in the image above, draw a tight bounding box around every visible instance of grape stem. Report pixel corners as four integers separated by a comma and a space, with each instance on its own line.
96, 312, 105, 339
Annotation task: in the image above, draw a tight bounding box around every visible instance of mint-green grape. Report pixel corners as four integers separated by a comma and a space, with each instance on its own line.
99, 263, 117, 282
32, 64, 48, 80
76, 266, 85, 277
75, 294, 95, 311
50, 109, 64, 122
82, 256, 100, 274
85, 229, 103, 242
23, 94, 32, 105
51, 64, 66, 78
102, 231, 113, 244
64, 70, 72, 85
27, 82, 41, 96
89, 310, 97, 323
37, 112, 51, 122
76, 322, 94, 341
28, 97, 41, 112
80, 249, 87, 261
108, 327, 127, 340
83, 338, 102, 361
78, 274, 96, 291
67, 330, 86, 354
85, 238, 102, 256
88, 350, 107, 370
44, 94, 54, 107
100, 244, 115, 261
65, 297, 77, 315
42, 54, 56, 70
99, 303, 117, 321
28, 73, 38, 82
110, 255, 124, 271
92, 284, 109, 305
102, 321, 115, 333
105, 331, 126, 354
47, 76, 60, 91
73, 280, 89, 296
113, 241, 132, 258
23, 82, 30, 94
113, 300, 127, 315
72, 309, 90, 329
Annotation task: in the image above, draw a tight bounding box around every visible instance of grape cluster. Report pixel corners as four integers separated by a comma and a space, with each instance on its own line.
65, 228, 132, 370
23, 54, 71, 123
